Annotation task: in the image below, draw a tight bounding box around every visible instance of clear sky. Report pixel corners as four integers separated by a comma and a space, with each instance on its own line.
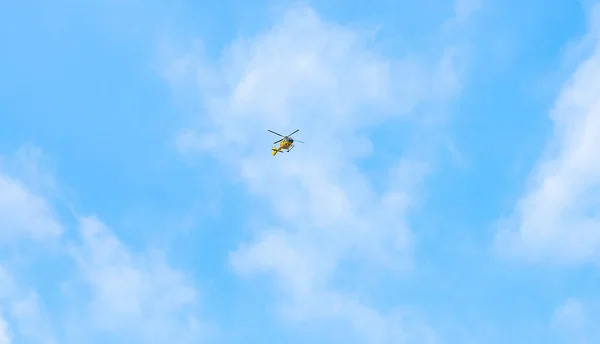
1, 0, 599, 343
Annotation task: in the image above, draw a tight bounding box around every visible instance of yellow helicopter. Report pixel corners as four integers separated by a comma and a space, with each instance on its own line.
268, 129, 304, 156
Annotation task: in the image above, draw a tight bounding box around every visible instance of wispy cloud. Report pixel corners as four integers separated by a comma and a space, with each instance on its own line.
0, 310, 10, 344
0, 144, 209, 344
166, 5, 464, 342
551, 297, 599, 344
0, 147, 62, 243
552, 298, 586, 331
454, 0, 482, 22
66, 215, 205, 343
494, 3, 600, 265
0, 266, 57, 344
0, 174, 62, 242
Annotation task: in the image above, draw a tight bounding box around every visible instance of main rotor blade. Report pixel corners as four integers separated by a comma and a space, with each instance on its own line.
268, 130, 284, 137
287, 129, 299, 137
295, 140, 304, 143
274, 138, 283, 144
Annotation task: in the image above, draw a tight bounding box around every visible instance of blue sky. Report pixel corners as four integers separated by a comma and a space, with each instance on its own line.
1, 0, 600, 343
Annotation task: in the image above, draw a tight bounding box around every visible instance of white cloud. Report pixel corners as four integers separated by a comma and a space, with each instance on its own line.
67, 215, 206, 344
0, 174, 62, 242
0, 144, 58, 196
0, 144, 208, 343
552, 298, 586, 331
454, 0, 481, 21
0, 145, 60, 343
0, 145, 63, 344
0, 146, 62, 243
494, 4, 600, 264
0, 311, 10, 344
9, 292, 56, 344
0, 266, 56, 344
167, 5, 461, 343
551, 298, 599, 344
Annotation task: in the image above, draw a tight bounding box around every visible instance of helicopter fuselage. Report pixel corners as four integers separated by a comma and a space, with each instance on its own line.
272, 138, 294, 155
280, 138, 293, 148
